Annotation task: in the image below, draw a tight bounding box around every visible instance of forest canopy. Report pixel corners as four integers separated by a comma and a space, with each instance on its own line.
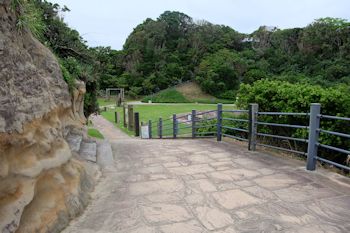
17, 1, 350, 112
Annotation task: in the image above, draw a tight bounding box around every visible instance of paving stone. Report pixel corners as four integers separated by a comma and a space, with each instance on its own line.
159, 220, 205, 233
273, 183, 339, 203
187, 179, 217, 193
129, 179, 183, 196
141, 203, 192, 224
62, 116, 350, 233
194, 206, 234, 230
167, 164, 215, 175
212, 189, 262, 209
253, 173, 299, 190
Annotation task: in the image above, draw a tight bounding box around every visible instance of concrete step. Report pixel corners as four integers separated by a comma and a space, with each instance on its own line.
79, 142, 97, 162
96, 140, 114, 168
66, 134, 83, 152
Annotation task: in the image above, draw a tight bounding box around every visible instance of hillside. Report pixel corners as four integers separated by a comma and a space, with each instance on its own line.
142, 82, 234, 103
98, 12, 350, 101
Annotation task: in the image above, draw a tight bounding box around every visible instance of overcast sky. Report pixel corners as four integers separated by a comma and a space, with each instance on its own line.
50, 0, 349, 50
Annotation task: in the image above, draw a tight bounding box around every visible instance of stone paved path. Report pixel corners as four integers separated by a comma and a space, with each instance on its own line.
63, 116, 350, 233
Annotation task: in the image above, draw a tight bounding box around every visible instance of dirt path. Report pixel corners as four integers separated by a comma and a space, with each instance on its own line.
62, 116, 350, 233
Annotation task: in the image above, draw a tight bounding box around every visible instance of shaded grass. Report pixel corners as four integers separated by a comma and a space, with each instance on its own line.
88, 128, 104, 139
142, 88, 190, 103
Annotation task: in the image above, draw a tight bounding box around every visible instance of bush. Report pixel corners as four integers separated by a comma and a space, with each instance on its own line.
237, 80, 350, 167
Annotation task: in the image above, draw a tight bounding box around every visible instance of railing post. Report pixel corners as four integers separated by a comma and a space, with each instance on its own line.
114, 112, 118, 123
217, 103, 222, 141
134, 112, 140, 137
128, 105, 134, 131
173, 114, 177, 139
148, 120, 152, 139
306, 103, 321, 171
123, 104, 127, 128
248, 103, 258, 151
192, 110, 196, 138
158, 117, 162, 139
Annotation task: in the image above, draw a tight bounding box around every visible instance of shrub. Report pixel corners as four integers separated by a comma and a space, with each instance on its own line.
237, 80, 350, 167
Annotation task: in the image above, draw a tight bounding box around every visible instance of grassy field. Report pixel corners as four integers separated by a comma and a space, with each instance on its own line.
98, 98, 117, 107
101, 103, 235, 137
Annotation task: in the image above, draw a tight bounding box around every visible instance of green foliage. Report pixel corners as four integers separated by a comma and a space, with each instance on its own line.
18, 0, 100, 117
59, 61, 75, 92
237, 80, 350, 165
87, 128, 104, 139
13, 0, 46, 39
142, 88, 190, 103
196, 49, 246, 98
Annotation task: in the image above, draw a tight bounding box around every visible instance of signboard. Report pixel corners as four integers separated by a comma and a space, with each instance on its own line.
141, 125, 149, 139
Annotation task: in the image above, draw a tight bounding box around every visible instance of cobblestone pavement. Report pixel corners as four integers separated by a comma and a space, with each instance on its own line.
63, 116, 350, 233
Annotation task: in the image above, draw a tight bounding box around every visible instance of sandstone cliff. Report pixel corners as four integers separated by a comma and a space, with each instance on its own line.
0, 1, 98, 232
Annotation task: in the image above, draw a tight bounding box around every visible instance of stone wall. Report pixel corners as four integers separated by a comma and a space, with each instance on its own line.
0, 1, 98, 232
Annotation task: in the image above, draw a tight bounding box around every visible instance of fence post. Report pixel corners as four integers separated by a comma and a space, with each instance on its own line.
248, 103, 259, 151
148, 120, 152, 139
128, 105, 134, 131
192, 110, 196, 138
134, 112, 140, 137
114, 112, 119, 123
306, 103, 321, 171
158, 117, 163, 139
217, 103, 222, 141
123, 104, 127, 127
173, 114, 177, 139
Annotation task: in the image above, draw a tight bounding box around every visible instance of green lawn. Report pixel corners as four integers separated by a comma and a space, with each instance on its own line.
98, 98, 117, 107
101, 103, 236, 137
87, 128, 104, 139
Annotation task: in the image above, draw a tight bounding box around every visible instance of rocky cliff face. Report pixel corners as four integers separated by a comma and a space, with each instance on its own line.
0, 1, 98, 232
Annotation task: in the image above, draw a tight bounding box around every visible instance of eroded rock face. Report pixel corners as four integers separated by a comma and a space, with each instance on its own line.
0, 1, 97, 232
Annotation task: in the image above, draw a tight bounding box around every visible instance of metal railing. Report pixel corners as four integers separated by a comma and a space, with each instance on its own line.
143, 103, 350, 172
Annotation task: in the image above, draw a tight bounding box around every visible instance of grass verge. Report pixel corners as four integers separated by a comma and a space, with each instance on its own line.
88, 128, 104, 139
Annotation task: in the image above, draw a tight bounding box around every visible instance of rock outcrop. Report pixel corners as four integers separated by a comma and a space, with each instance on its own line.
0, 1, 99, 232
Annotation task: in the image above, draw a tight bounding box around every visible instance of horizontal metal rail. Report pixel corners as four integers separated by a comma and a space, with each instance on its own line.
256, 121, 309, 129
257, 132, 308, 143
318, 129, 350, 139
257, 143, 306, 156
315, 156, 350, 171
195, 110, 217, 115
258, 112, 309, 116
222, 133, 248, 142
222, 117, 249, 123
195, 131, 217, 135
176, 120, 192, 124
222, 125, 248, 133
177, 125, 192, 130
194, 117, 217, 123
161, 126, 174, 131
161, 122, 173, 127
196, 135, 216, 138
222, 110, 248, 113
319, 114, 350, 121
317, 143, 350, 155
175, 114, 191, 119
195, 124, 217, 128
